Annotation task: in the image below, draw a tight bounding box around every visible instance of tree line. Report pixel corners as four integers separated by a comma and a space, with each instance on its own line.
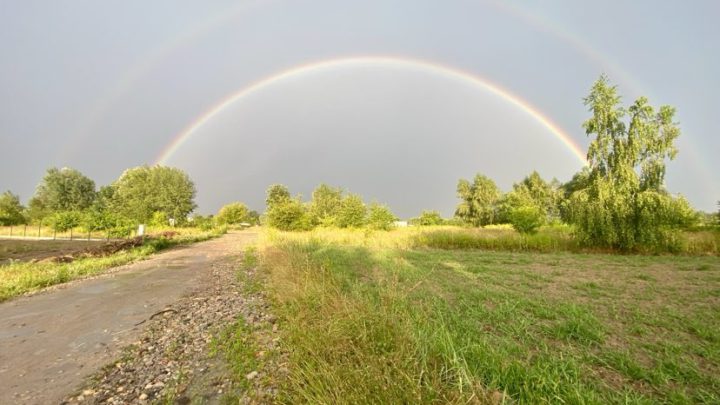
1, 75, 716, 249
454, 75, 706, 250
0, 165, 197, 236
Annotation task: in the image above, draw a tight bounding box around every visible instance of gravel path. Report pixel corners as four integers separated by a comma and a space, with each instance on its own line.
63, 239, 286, 404
0, 231, 266, 404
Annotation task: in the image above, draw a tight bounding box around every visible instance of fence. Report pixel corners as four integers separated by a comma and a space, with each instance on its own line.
0, 225, 135, 241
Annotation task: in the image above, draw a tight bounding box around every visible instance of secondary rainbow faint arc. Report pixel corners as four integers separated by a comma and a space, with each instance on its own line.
155, 56, 588, 166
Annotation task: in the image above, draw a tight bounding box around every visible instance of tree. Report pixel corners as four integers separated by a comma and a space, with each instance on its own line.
265, 184, 291, 209
566, 75, 696, 250
309, 184, 343, 226
497, 171, 563, 223
367, 203, 397, 230
111, 166, 196, 223
49, 211, 81, 232
0, 191, 26, 225
30, 167, 96, 215
266, 197, 313, 231
411, 210, 445, 226
216, 202, 250, 225
455, 174, 501, 226
337, 194, 367, 228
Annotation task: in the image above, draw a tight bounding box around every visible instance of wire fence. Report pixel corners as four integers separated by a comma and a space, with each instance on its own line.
0, 225, 135, 241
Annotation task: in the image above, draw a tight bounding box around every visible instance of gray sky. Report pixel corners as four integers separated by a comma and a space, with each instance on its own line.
1, 0, 718, 217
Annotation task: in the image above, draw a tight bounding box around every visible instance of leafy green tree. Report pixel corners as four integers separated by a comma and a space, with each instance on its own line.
30, 167, 96, 215
411, 210, 445, 226
508, 205, 545, 234
216, 202, 250, 225
498, 172, 563, 223
265, 184, 291, 209
0, 191, 26, 225
367, 203, 397, 230
309, 183, 343, 226
111, 166, 196, 223
49, 211, 82, 232
266, 197, 313, 231
455, 174, 501, 226
566, 75, 696, 250
337, 194, 367, 228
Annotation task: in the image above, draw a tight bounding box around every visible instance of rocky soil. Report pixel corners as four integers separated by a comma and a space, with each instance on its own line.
62, 252, 285, 404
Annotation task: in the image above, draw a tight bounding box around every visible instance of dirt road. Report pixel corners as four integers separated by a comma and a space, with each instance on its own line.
0, 231, 256, 404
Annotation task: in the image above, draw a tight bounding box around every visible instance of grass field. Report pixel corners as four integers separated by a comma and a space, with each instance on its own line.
0, 227, 225, 302
240, 228, 720, 404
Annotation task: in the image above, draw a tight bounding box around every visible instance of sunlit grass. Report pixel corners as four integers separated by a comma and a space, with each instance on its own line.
250, 228, 720, 404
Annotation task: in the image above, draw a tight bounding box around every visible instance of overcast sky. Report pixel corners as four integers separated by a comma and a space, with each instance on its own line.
1, 0, 718, 217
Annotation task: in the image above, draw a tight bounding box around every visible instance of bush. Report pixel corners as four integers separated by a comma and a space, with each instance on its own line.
367, 203, 397, 231
337, 194, 367, 228
508, 205, 545, 234
411, 210, 445, 226
266, 198, 314, 231
216, 202, 250, 225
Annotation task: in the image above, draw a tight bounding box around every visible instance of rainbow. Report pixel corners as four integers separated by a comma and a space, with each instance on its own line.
155, 56, 588, 165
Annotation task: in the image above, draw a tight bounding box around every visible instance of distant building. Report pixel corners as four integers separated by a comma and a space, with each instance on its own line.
393, 221, 408, 228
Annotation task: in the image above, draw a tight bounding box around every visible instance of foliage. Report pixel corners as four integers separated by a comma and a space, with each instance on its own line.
246, 210, 260, 225
411, 210, 445, 226
30, 167, 96, 216
455, 174, 501, 226
0, 191, 26, 225
191, 214, 215, 231
566, 75, 696, 250
337, 194, 367, 228
367, 203, 397, 230
110, 165, 196, 224
265, 184, 291, 209
49, 211, 82, 232
498, 171, 564, 223
266, 196, 313, 231
309, 183, 343, 226
216, 202, 250, 225
150, 211, 169, 227
508, 205, 545, 234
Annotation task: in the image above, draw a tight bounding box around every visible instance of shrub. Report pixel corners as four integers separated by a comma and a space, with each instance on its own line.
367, 203, 397, 231
266, 198, 314, 231
509, 205, 545, 234
337, 194, 367, 228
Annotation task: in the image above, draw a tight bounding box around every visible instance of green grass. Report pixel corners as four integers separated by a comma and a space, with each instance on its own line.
0, 228, 225, 301
415, 226, 720, 255
253, 230, 720, 404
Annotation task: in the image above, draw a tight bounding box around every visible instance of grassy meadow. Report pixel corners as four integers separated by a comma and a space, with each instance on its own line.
0, 227, 225, 302
234, 227, 720, 404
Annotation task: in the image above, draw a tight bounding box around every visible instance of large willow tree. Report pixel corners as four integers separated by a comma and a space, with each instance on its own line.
567, 75, 696, 250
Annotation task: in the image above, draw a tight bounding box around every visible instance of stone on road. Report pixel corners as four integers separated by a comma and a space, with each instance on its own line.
0, 231, 256, 404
